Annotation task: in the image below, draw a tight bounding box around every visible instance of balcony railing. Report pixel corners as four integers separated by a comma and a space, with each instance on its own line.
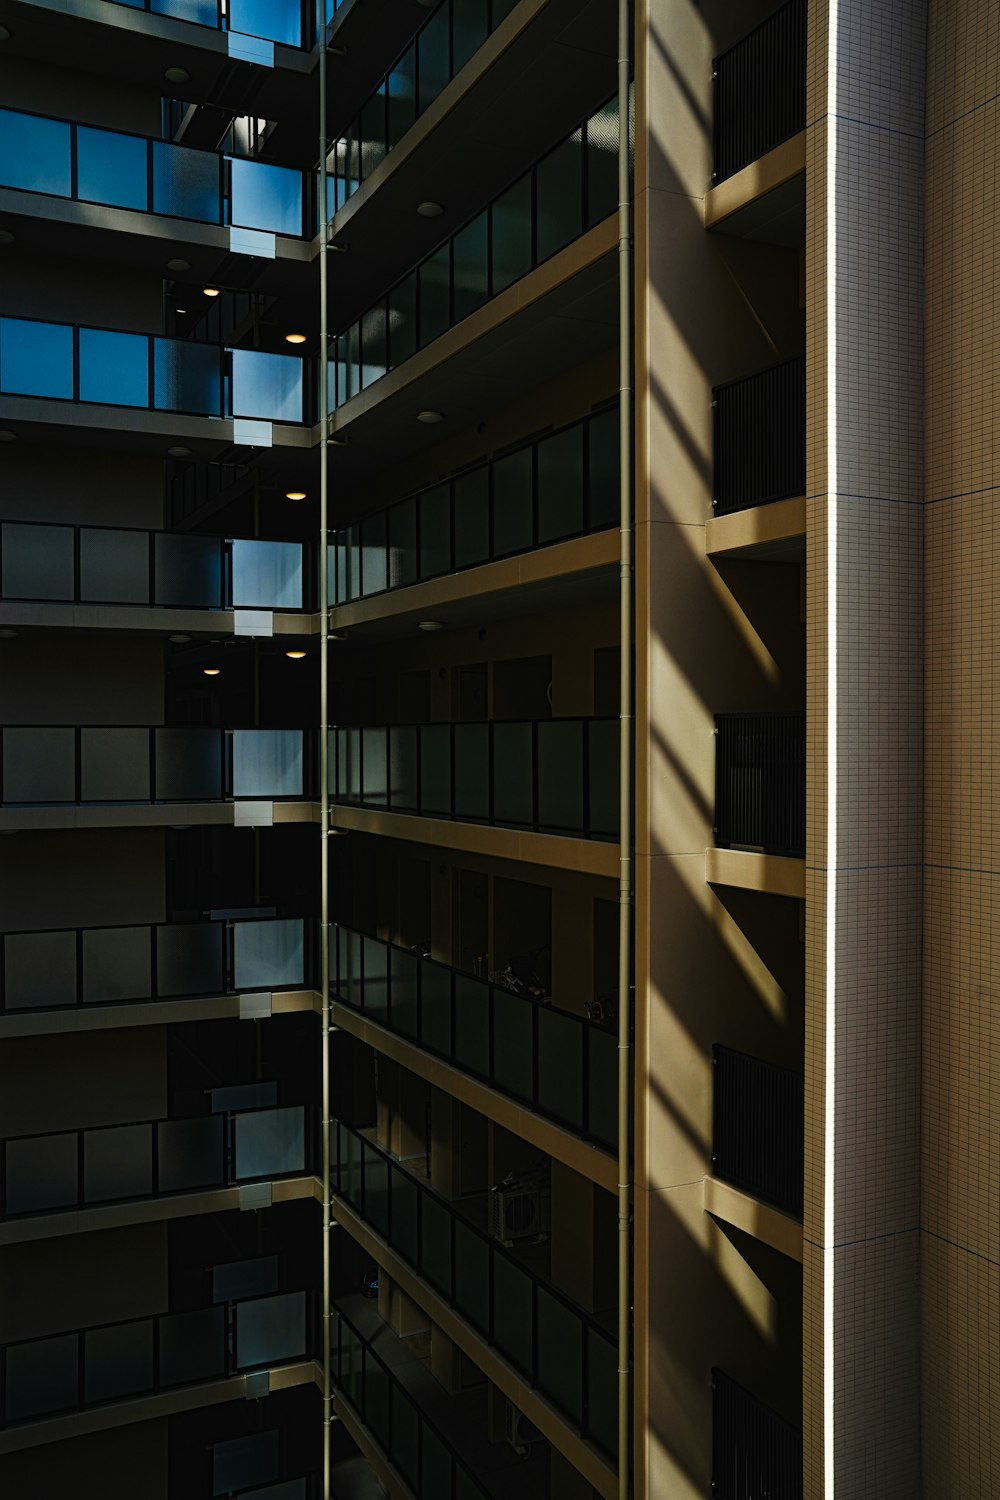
330, 718, 619, 840
333, 1121, 617, 1460
209, 1426, 319, 1500
331, 924, 616, 1149
331, 405, 618, 604
332, 1303, 490, 1500
0, 107, 308, 237
712, 1045, 803, 1217
713, 0, 806, 182
0, 727, 309, 807
0, 1288, 312, 1427
0, 316, 309, 423
1, 915, 310, 1015
712, 1368, 803, 1500
328, 0, 520, 215
0, 521, 310, 612
713, 356, 806, 515
330, 93, 620, 408
1, 1100, 310, 1218
714, 713, 805, 858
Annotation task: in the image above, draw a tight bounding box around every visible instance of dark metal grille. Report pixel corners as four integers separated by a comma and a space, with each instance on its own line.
712, 1045, 803, 1217
713, 0, 807, 183
712, 1368, 803, 1500
715, 713, 805, 858
713, 356, 806, 515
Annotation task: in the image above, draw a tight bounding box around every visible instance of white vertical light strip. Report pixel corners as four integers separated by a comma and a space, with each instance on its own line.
823, 2, 840, 1496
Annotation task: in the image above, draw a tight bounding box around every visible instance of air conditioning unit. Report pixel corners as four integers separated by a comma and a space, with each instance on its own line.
505, 1399, 545, 1456
489, 1173, 551, 1246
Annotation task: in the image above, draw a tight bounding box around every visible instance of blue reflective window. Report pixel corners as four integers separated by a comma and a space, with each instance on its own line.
231, 349, 303, 423
229, 158, 302, 236
79, 329, 149, 408
230, 0, 301, 45
152, 141, 221, 223
0, 109, 70, 196
151, 0, 219, 23
154, 338, 222, 415
77, 127, 147, 211
0, 319, 73, 399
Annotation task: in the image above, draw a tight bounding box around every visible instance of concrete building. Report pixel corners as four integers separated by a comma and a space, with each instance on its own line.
0, 0, 991, 1497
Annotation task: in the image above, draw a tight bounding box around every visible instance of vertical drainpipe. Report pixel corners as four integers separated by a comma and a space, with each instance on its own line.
617, 0, 634, 1495
318, 18, 332, 1500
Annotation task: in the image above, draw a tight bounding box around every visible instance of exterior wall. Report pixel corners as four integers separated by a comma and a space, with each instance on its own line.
634, 3, 807, 1494
803, 1, 926, 1494
923, 1, 1000, 1491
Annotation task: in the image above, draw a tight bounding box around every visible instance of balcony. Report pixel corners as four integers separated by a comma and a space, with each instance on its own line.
331, 406, 618, 610
0, 727, 309, 812
713, 1, 806, 184
329, 0, 520, 216
712, 1045, 803, 1218
0, 1288, 313, 1429
331, 925, 616, 1152
330, 92, 619, 410
714, 713, 805, 859
0, 915, 310, 1018
1, 1099, 310, 1221
0, 317, 310, 427
713, 357, 806, 517
0, 106, 310, 242
330, 719, 618, 841
0, 523, 312, 617
712, 1368, 802, 1500
331, 1302, 490, 1500
332, 1121, 617, 1462
100, 0, 311, 47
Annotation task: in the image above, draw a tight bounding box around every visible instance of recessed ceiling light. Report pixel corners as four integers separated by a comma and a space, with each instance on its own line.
167, 257, 191, 273
0, 431, 14, 443
169, 634, 191, 644
0, 628, 17, 639
167, 445, 191, 458
417, 201, 444, 217
285, 490, 307, 501
417, 410, 444, 424
203, 286, 220, 298
0, 230, 14, 245
175, 306, 188, 314
418, 620, 445, 632
203, 667, 221, 676
165, 66, 189, 83
286, 650, 307, 659
285, 332, 307, 345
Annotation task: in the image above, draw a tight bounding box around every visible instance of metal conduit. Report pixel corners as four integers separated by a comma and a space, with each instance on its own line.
617, 0, 634, 1494
319, 22, 333, 1500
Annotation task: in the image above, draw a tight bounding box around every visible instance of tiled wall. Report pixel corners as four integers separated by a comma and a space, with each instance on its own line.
924, 1, 1000, 1490
804, 1, 926, 1493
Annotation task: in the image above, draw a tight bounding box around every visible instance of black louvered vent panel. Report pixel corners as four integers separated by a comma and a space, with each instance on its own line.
713, 1368, 804, 1500
715, 713, 805, 859
713, 1045, 804, 1217
714, 356, 806, 515
713, 0, 807, 183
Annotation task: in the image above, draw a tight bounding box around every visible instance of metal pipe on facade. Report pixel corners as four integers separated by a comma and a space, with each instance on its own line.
616, 0, 634, 1494
318, 22, 332, 1500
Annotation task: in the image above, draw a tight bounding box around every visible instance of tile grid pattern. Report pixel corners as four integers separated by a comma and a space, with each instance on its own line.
804, 1, 926, 1494
924, 1, 1000, 1492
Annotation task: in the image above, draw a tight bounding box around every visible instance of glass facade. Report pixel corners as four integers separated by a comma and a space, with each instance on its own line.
0, 108, 307, 234
0, 318, 307, 422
